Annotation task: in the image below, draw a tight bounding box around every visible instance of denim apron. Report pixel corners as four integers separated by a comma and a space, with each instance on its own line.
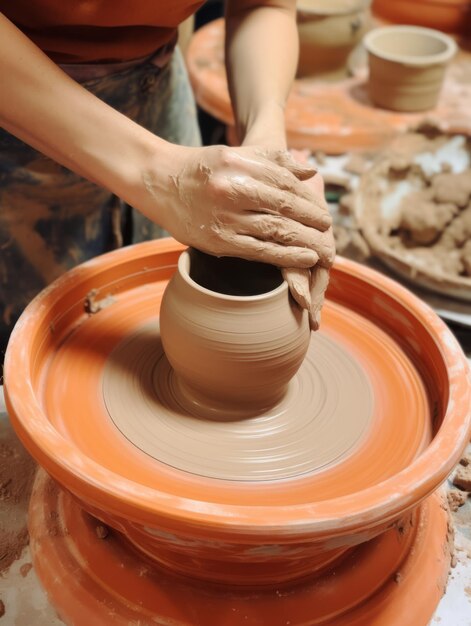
0, 45, 201, 355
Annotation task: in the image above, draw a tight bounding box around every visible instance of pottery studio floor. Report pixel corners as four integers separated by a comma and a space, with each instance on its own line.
0, 352, 470, 626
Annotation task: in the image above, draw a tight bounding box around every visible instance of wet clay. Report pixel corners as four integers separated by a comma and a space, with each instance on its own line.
102, 324, 373, 481
447, 489, 468, 512
0, 418, 37, 574
388, 170, 471, 278
453, 465, 471, 491
356, 135, 471, 297
334, 224, 370, 263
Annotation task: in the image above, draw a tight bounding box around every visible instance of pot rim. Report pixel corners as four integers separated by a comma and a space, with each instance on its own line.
4, 239, 471, 537
364, 25, 457, 67
177, 249, 288, 302
297, 0, 371, 17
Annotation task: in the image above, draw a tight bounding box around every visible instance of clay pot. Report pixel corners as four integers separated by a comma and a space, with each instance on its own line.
373, 0, 471, 35
160, 248, 310, 412
296, 0, 372, 79
364, 26, 457, 111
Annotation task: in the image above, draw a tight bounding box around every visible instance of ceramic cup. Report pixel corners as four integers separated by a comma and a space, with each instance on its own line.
296, 0, 372, 79
160, 248, 310, 412
364, 25, 457, 112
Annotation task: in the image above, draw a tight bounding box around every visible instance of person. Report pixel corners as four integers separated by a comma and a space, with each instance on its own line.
0, 1, 334, 357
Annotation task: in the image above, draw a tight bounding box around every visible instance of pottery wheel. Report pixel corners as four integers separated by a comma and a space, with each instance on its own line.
102, 325, 373, 481
42, 279, 432, 504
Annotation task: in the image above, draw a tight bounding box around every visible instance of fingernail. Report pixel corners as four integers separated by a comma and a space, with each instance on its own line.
300, 250, 317, 265
299, 164, 316, 174
309, 312, 319, 331
320, 215, 332, 229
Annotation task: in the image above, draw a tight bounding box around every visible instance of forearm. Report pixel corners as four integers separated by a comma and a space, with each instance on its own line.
0, 13, 173, 220
225, 0, 298, 148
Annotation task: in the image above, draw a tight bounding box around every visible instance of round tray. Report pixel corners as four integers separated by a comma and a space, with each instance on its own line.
354, 133, 471, 301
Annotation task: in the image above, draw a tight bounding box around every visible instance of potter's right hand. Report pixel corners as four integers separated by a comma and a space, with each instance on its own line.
142, 145, 333, 268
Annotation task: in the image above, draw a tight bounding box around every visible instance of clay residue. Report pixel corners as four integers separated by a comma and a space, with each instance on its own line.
447, 519, 457, 569
95, 524, 109, 540
334, 224, 370, 262
459, 454, 470, 467
0, 417, 37, 574
344, 153, 369, 176
84, 289, 116, 315
387, 169, 471, 278
447, 488, 468, 512
19, 562, 33, 578
453, 464, 471, 491
356, 134, 471, 291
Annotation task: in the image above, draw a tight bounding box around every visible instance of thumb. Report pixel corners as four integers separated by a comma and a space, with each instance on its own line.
309, 266, 330, 332
283, 267, 311, 312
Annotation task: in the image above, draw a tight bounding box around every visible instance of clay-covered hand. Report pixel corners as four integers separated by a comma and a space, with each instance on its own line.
144, 144, 332, 269
282, 151, 335, 331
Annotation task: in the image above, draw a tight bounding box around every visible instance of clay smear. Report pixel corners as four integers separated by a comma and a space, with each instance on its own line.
0, 418, 37, 574
102, 324, 373, 481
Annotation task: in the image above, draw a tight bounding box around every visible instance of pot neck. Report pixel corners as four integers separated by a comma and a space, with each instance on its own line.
178, 248, 287, 303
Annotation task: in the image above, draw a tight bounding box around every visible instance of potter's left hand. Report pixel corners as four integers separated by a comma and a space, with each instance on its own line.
283, 151, 335, 331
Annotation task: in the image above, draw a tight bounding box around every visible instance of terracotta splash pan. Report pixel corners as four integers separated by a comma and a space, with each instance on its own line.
186, 19, 471, 153
5, 240, 471, 543
372, 0, 471, 34
4, 238, 471, 625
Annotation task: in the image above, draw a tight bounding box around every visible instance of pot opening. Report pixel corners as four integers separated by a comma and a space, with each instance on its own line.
375, 32, 447, 57
186, 248, 283, 297
365, 27, 456, 64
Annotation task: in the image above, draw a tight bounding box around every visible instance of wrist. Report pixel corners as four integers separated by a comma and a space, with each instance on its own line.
239, 101, 287, 150
120, 134, 183, 228
88, 111, 178, 226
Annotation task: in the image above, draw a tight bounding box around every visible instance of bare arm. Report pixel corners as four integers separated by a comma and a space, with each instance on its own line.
225, 1, 334, 327
225, 0, 299, 149
0, 13, 171, 212
0, 12, 330, 270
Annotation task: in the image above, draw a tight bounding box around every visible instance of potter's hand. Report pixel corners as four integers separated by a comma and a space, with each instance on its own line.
146, 144, 332, 268
283, 151, 335, 332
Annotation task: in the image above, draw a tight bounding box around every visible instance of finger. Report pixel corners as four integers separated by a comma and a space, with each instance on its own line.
283, 267, 311, 311
264, 149, 317, 181
229, 178, 332, 231
218, 234, 318, 268
237, 213, 331, 263
309, 266, 330, 331
232, 155, 322, 205
303, 172, 325, 197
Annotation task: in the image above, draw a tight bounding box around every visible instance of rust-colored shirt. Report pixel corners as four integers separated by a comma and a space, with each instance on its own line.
1, 1, 205, 63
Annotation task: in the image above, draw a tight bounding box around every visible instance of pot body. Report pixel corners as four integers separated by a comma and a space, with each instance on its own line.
365, 26, 457, 111
160, 249, 310, 411
368, 55, 448, 111
373, 0, 471, 34
297, 0, 371, 78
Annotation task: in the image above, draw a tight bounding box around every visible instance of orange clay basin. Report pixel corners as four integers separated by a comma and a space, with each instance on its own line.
4, 238, 471, 626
